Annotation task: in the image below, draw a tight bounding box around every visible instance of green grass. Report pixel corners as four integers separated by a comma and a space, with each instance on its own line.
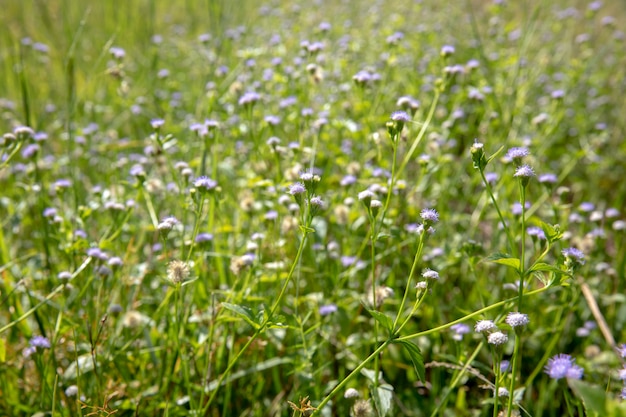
1, 0, 626, 416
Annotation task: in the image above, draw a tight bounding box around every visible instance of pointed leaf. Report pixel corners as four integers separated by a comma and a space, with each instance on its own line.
371, 383, 394, 417
221, 303, 260, 329
486, 145, 505, 164
366, 308, 394, 334
393, 340, 425, 382
568, 379, 606, 417
529, 262, 570, 276
485, 253, 520, 270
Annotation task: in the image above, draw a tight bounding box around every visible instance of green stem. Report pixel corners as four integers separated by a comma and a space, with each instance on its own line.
203, 227, 312, 412
311, 340, 391, 416
518, 183, 527, 311
393, 233, 425, 330
480, 168, 518, 257
493, 353, 502, 417
396, 286, 549, 342
396, 89, 441, 180
507, 333, 522, 416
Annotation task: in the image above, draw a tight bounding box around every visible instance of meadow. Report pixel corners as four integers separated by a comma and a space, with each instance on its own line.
1, 0, 626, 415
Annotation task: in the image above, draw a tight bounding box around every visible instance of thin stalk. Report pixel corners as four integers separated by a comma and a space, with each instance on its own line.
507, 333, 522, 416
518, 183, 527, 311
202, 227, 312, 412
396, 89, 441, 180
397, 286, 549, 342
311, 340, 391, 416
480, 168, 517, 257
393, 233, 425, 330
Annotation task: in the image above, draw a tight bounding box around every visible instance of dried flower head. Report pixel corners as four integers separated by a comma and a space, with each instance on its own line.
167, 260, 190, 284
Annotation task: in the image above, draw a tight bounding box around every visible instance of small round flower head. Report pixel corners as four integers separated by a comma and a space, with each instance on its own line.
440, 45, 455, 57
309, 195, 325, 209
193, 176, 218, 192
562, 247, 585, 265
475, 320, 497, 333
150, 118, 165, 129
488, 331, 508, 345
505, 312, 529, 328
319, 304, 338, 316
391, 110, 410, 123
14, 126, 35, 140
288, 182, 306, 196
527, 226, 547, 240
344, 388, 360, 399
500, 360, 511, 373
415, 281, 428, 290
65, 385, 79, 397
505, 147, 530, 161
108, 257, 123, 267
545, 353, 583, 380
450, 323, 471, 341
195, 232, 214, 243
514, 164, 535, 178
358, 190, 376, 203
58, 271, 72, 280
618, 366, 626, 381
497, 387, 509, 397
167, 260, 190, 284
420, 208, 439, 225
109, 46, 125, 59
238, 91, 261, 106
422, 268, 439, 280
29, 335, 51, 349
352, 399, 374, 417
538, 173, 558, 184
617, 344, 626, 358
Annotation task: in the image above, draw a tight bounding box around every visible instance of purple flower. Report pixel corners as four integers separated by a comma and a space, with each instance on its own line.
422, 268, 439, 280
505, 312, 529, 328
538, 173, 557, 184
194, 176, 218, 192
420, 208, 439, 224
514, 164, 535, 178
150, 119, 165, 129
441, 45, 455, 56
21, 144, 40, 159
545, 354, 583, 380
195, 233, 214, 243
505, 147, 530, 160
319, 304, 338, 316
340, 175, 357, 186
488, 331, 508, 345
390, 110, 410, 123
562, 247, 585, 265
289, 182, 306, 195
475, 320, 497, 333
238, 91, 261, 106
450, 323, 470, 341
527, 226, 547, 240
29, 335, 51, 349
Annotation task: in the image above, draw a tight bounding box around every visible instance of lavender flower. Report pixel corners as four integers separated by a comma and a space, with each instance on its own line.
422, 268, 439, 280
29, 335, 51, 349
545, 354, 583, 380
420, 208, 439, 225
194, 176, 218, 192
488, 331, 508, 345
505, 312, 529, 328
195, 233, 214, 243
288, 182, 306, 196
562, 247, 585, 265
505, 147, 530, 161
450, 323, 471, 341
514, 164, 535, 178
527, 226, 547, 240
319, 304, 338, 316
475, 320, 497, 333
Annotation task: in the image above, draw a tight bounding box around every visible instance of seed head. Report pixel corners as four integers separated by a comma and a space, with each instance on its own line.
167, 260, 190, 284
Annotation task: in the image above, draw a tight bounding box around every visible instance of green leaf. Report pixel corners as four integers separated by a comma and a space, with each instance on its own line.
529, 262, 567, 275
484, 253, 521, 271
371, 383, 394, 417
568, 379, 606, 417
221, 303, 260, 330
0, 338, 5, 362
366, 308, 394, 334
486, 145, 504, 164
393, 340, 426, 382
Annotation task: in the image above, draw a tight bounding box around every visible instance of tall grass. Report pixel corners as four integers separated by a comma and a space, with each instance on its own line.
1, 0, 626, 416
